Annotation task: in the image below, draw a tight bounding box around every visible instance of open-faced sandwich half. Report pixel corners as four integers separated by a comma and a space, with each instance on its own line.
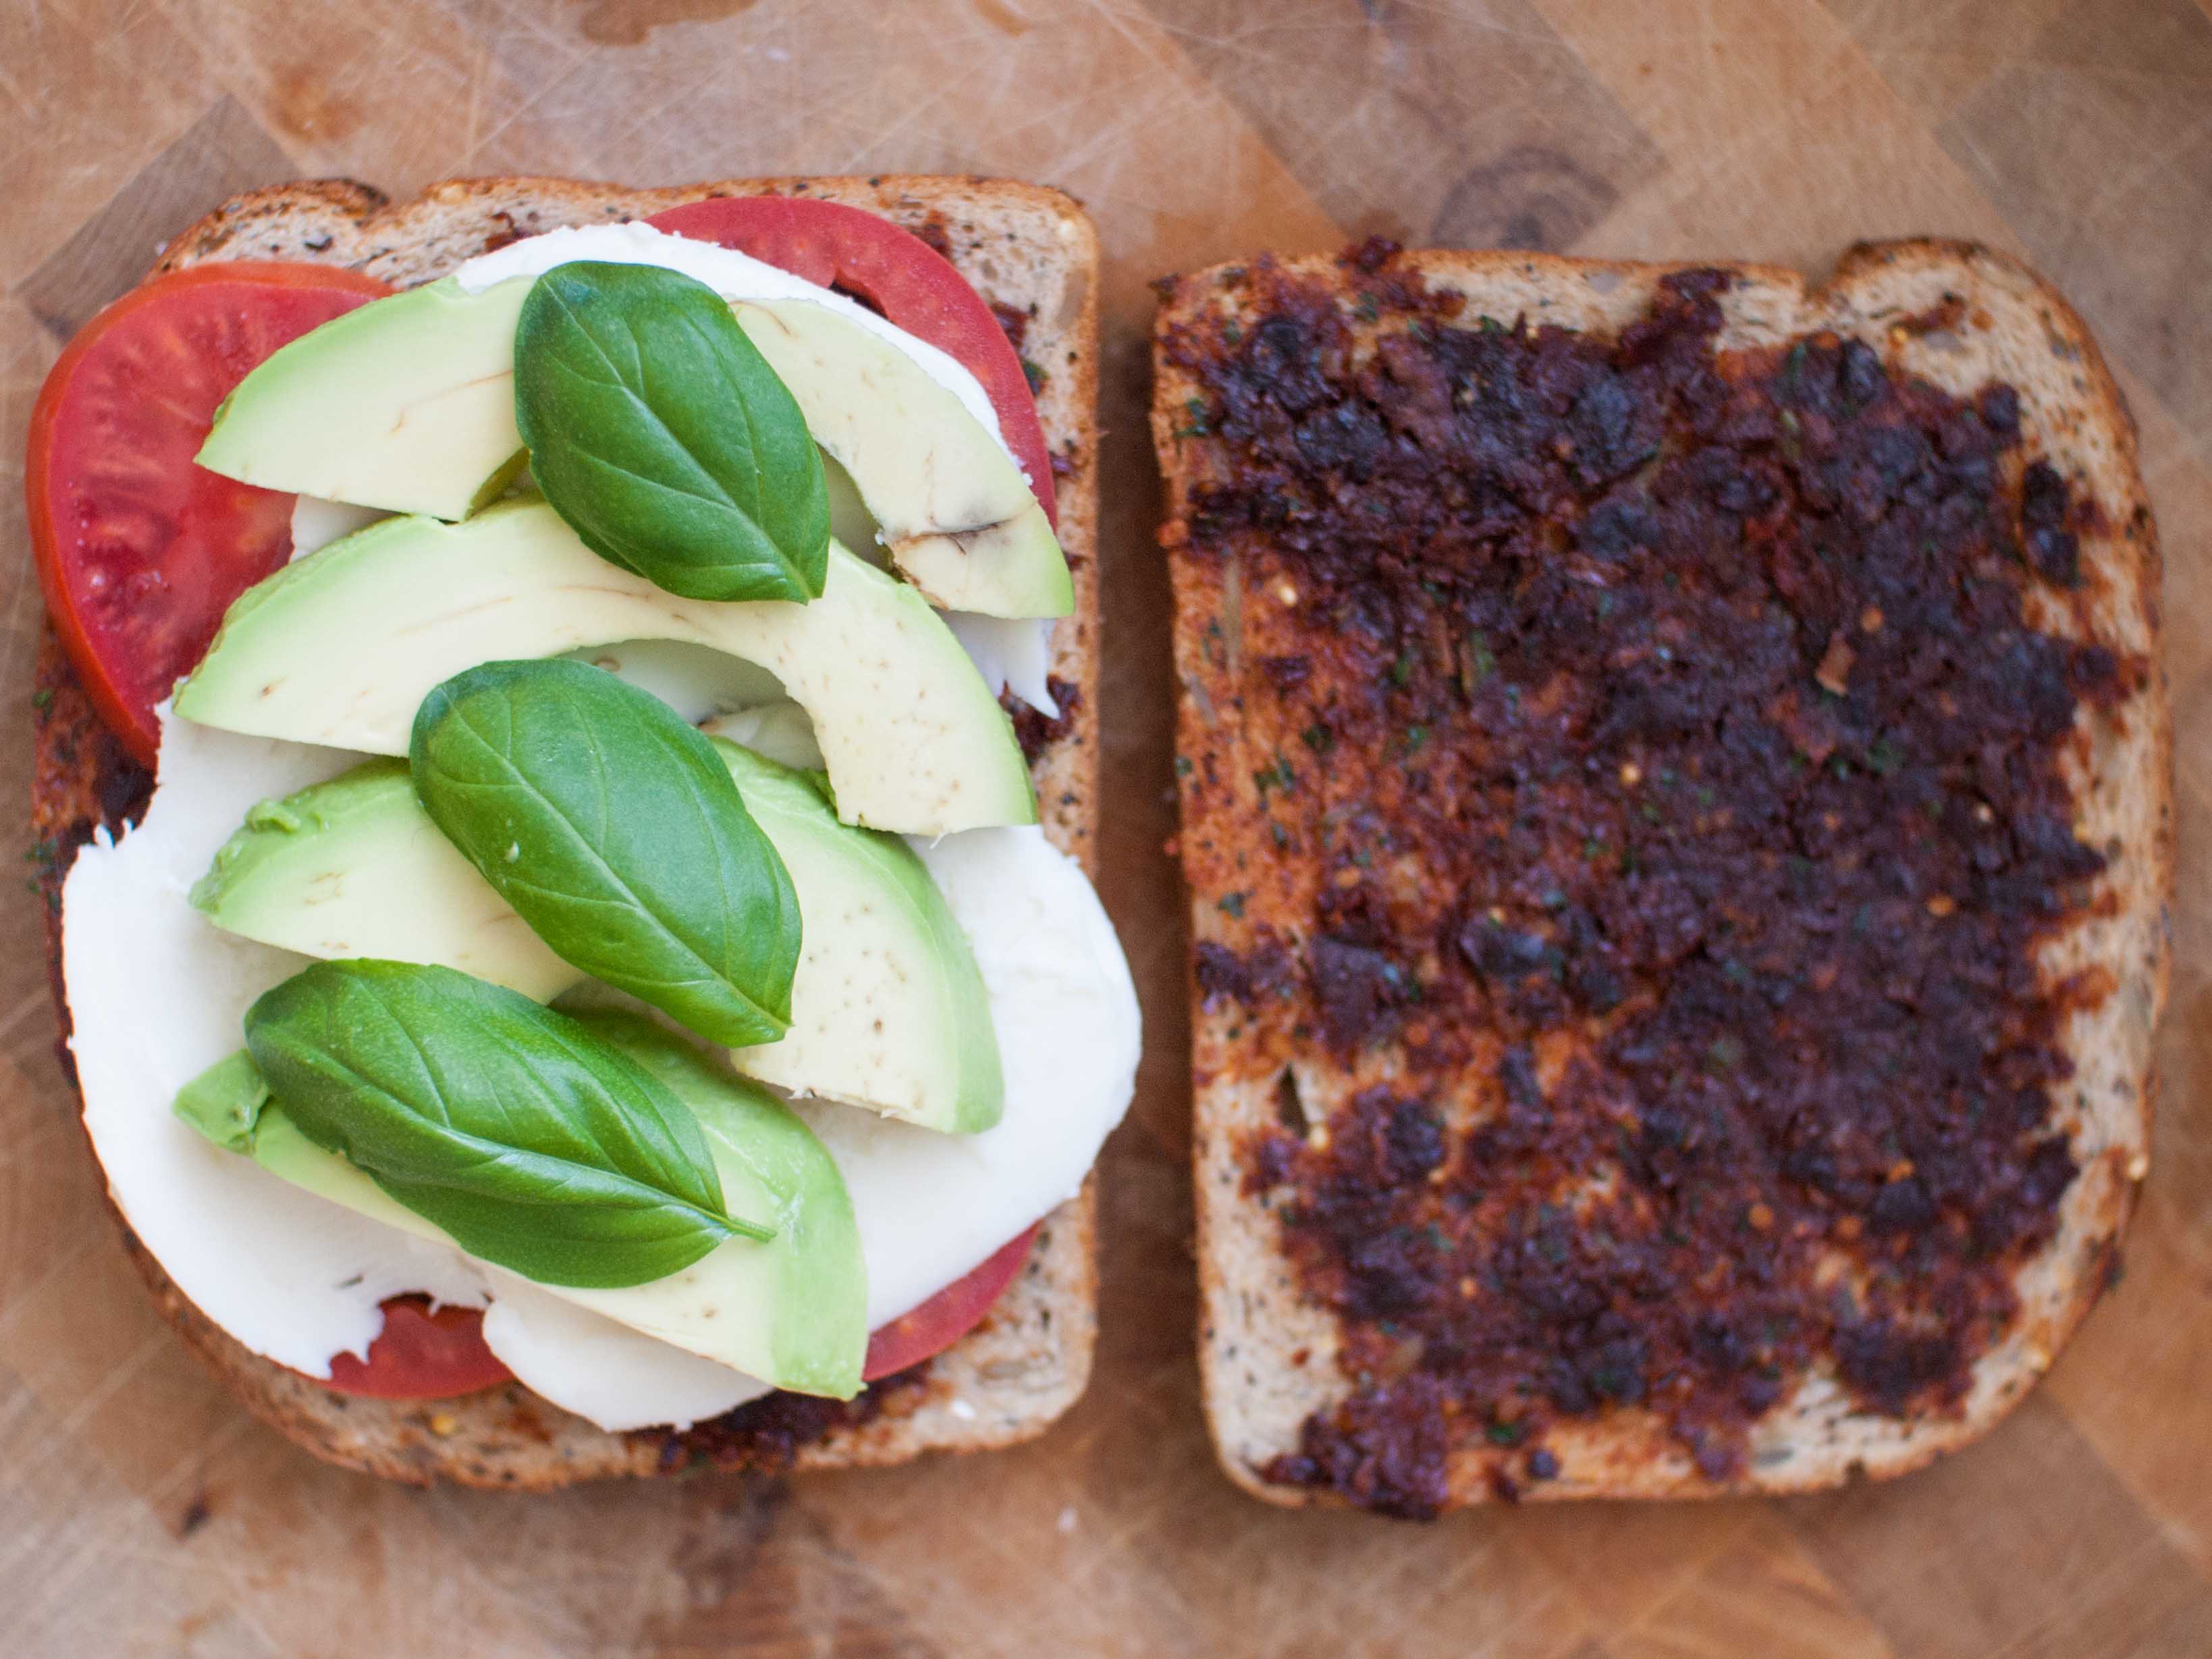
27, 175, 1136, 1486
1155, 240, 2166, 1515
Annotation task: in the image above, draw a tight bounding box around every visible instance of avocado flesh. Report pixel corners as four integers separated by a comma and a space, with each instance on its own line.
711, 742, 1001, 1131
197, 276, 1071, 620
706, 701, 824, 771
732, 299, 1072, 619
196, 277, 533, 522
182, 1012, 867, 1396
172, 499, 1035, 837
192, 744, 1003, 1134
192, 759, 574, 1000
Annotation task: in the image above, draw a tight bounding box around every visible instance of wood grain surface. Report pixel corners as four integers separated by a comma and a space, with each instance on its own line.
1, 1, 2207, 1654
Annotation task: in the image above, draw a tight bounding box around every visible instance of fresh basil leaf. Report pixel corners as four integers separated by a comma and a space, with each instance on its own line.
244, 960, 772, 1288
411, 659, 801, 1049
514, 261, 829, 602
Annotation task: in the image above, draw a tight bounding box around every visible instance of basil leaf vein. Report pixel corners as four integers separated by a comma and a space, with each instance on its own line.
514, 261, 829, 603
243, 960, 772, 1288
410, 658, 801, 1049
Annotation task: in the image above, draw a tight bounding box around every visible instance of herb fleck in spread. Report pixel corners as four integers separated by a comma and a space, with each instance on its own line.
1164, 246, 2139, 1519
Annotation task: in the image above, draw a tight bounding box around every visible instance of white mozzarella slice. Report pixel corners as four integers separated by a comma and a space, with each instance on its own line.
64, 707, 1138, 1422
702, 704, 825, 771
61, 715, 489, 1376
809, 825, 1139, 1324
479, 1276, 771, 1432
454, 222, 1013, 464
941, 613, 1059, 714
288, 495, 388, 561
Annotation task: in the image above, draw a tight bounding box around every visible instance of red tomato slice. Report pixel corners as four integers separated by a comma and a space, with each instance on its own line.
864, 1223, 1040, 1380
322, 1297, 516, 1400
26, 262, 391, 765
317, 1225, 1042, 1402
645, 196, 1057, 528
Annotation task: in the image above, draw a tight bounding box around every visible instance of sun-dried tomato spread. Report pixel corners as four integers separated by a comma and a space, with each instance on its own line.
1162, 246, 2138, 1518
650, 1365, 925, 1476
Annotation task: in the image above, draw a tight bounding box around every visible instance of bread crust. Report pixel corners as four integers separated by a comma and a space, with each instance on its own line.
1154, 240, 2167, 1508
32, 174, 1103, 1488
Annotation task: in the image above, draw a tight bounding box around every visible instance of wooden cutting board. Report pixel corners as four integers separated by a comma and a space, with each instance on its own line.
3, 1, 2209, 1653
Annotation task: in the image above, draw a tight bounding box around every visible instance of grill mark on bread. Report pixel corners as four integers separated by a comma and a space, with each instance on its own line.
1163, 245, 2149, 1516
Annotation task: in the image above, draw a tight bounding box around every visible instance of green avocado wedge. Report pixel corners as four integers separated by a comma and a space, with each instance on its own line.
192, 742, 1003, 1135
573, 1010, 867, 1396
709, 742, 1001, 1131
176, 1010, 867, 1398
730, 299, 1071, 618
196, 277, 534, 521
195, 266, 1071, 618
171, 499, 1034, 837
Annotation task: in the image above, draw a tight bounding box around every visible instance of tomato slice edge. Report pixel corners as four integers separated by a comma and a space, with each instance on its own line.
319, 1297, 516, 1400
313, 1224, 1043, 1403
27, 261, 392, 764
645, 195, 1058, 528
864, 1222, 1042, 1380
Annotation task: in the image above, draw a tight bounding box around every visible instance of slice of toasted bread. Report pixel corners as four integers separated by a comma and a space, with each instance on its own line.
31, 174, 1101, 1488
1154, 241, 2167, 1512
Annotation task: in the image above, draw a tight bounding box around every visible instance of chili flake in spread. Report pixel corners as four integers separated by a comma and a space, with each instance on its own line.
1162, 246, 2140, 1518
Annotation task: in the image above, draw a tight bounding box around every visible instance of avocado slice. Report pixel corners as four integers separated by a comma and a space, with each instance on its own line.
191, 744, 1003, 1134
730, 299, 1072, 619
711, 742, 1000, 1131
178, 1010, 867, 1396
173, 499, 1035, 837
196, 269, 1071, 618
197, 277, 534, 522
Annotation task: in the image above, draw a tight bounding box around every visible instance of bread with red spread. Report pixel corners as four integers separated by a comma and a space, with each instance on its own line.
31, 173, 1102, 1488
1154, 240, 2166, 1513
